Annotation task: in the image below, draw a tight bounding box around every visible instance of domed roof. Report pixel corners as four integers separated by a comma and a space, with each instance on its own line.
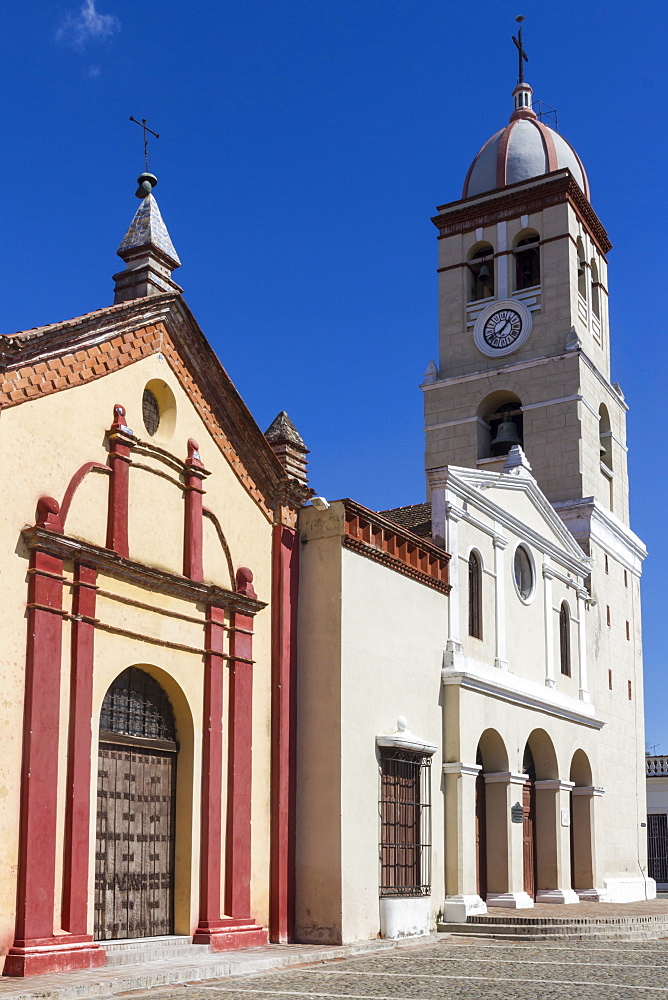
462, 83, 589, 201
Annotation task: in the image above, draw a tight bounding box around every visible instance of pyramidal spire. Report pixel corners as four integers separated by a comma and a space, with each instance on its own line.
113, 173, 183, 304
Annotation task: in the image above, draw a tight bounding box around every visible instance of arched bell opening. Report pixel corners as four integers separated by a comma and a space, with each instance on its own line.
591, 259, 601, 320
476, 730, 509, 900
94, 666, 194, 941
477, 391, 523, 459
569, 750, 595, 892
513, 229, 540, 291
467, 242, 495, 302
576, 237, 587, 300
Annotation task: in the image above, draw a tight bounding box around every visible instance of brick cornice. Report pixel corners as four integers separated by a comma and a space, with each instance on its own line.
340, 498, 450, 594
432, 170, 611, 256
1, 294, 305, 523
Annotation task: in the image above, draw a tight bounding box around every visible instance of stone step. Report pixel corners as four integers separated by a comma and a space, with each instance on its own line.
444, 929, 667, 942
103, 935, 211, 967
438, 920, 668, 940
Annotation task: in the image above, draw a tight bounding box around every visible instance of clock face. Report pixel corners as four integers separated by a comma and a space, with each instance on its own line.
483, 308, 523, 350
473, 298, 532, 358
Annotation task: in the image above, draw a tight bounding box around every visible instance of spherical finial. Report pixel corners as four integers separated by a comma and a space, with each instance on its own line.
516, 14, 524, 22
397, 716, 408, 732
135, 172, 158, 199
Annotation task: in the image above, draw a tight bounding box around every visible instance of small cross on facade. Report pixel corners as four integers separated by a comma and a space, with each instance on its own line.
512, 16, 529, 84
129, 116, 160, 172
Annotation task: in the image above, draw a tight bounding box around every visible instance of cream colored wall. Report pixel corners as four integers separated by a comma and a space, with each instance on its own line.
647, 777, 668, 813
296, 504, 447, 944
0, 349, 274, 951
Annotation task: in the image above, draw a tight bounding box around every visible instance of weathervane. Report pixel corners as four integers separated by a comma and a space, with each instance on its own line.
129, 116, 160, 172
512, 16, 528, 84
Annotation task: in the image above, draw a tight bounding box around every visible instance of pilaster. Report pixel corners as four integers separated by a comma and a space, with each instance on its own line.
442, 762, 486, 920
576, 589, 590, 702
534, 779, 579, 904
493, 534, 508, 670
543, 561, 556, 688
484, 771, 534, 908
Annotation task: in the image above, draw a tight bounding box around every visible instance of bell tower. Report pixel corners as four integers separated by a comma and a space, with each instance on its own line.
423, 66, 629, 525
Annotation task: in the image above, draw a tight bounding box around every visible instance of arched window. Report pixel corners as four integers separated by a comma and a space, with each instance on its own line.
468, 243, 494, 302
559, 602, 571, 676
513, 231, 540, 290
591, 259, 600, 319
468, 551, 482, 639
576, 238, 587, 299
599, 404, 612, 471
100, 667, 176, 744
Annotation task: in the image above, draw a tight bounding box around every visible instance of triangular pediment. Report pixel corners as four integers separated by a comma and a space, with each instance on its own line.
1, 293, 291, 520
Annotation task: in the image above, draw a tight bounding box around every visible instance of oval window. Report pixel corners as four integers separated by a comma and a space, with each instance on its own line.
142, 387, 160, 436
514, 545, 534, 601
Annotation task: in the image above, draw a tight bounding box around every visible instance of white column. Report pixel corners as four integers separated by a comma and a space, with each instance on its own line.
576, 588, 590, 702
442, 762, 487, 922
496, 221, 508, 299
493, 534, 508, 670
444, 499, 464, 657
543, 561, 556, 688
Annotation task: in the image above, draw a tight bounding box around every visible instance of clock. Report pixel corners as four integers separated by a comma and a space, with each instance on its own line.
473, 298, 532, 358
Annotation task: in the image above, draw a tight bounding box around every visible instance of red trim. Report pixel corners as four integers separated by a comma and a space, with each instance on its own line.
218, 568, 267, 947
60, 463, 110, 528
183, 439, 206, 581
269, 526, 298, 942
8, 540, 102, 975
62, 564, 98, 936
496, 121, 517, 190
193, 605, 225, 943
533, 119, 558, 173
106, 404, 134, 558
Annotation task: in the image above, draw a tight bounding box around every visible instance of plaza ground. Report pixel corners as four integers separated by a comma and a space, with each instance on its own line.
109, 936, 668, 1000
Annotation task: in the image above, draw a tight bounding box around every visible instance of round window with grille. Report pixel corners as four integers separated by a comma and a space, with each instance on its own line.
142, 388, 160, 436
513, 545, 535, 603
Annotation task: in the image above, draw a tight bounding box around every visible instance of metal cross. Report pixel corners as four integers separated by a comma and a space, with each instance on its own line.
512, 16, 529, 84
129, 116, 160, 172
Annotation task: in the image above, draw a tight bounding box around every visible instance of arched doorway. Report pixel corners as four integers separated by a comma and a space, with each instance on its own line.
95, 667, 178, 940
521, 744, 537, 899
570, 749, 594, 892
476, 729, 509, 900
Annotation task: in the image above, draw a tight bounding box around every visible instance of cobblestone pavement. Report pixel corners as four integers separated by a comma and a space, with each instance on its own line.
116, 936, 668, 1000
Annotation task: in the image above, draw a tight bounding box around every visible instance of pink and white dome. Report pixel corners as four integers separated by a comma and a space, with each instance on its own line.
462, 83, 589, 201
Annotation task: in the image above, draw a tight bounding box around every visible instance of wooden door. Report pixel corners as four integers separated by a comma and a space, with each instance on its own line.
475, 771, 487, 898
95, 742, 176, 940
522, 781, 536, 899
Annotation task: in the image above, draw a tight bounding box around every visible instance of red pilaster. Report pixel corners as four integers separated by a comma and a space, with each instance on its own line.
209, 568, 268, 949
192, 605, 225, 945
62, 564, 98, 937
106, 404, 134, 558
183, 439, 206, 582
269, 525, 299, 942
6, 499, 103, 976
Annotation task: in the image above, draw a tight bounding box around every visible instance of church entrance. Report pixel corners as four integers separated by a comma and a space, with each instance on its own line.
475, 767, 487, 899
94, 668, 178, 941
522, 746, 537, 899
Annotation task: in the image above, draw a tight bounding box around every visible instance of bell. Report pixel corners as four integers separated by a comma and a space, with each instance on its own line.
478, 261, 491, 281
599, 441, 607, 458
491, 418, 522, 455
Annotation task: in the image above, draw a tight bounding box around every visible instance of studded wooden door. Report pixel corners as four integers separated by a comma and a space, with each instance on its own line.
95, 742, 176, 939
522, 781, 536, 899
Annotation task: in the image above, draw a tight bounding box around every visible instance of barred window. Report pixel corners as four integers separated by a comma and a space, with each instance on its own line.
142, 387, 160, 436
100, 667, 176, 745
468, 551, 482, 639
379, 749, 431, 897
559, 602, 571, 677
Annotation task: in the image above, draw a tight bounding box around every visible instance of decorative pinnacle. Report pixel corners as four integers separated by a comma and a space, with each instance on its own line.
135, 172, 158, 199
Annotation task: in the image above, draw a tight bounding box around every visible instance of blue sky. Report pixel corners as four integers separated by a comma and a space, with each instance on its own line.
3, 1, 668, 748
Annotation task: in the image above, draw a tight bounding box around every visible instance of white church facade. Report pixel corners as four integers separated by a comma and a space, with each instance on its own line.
295, 72, 653, 941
